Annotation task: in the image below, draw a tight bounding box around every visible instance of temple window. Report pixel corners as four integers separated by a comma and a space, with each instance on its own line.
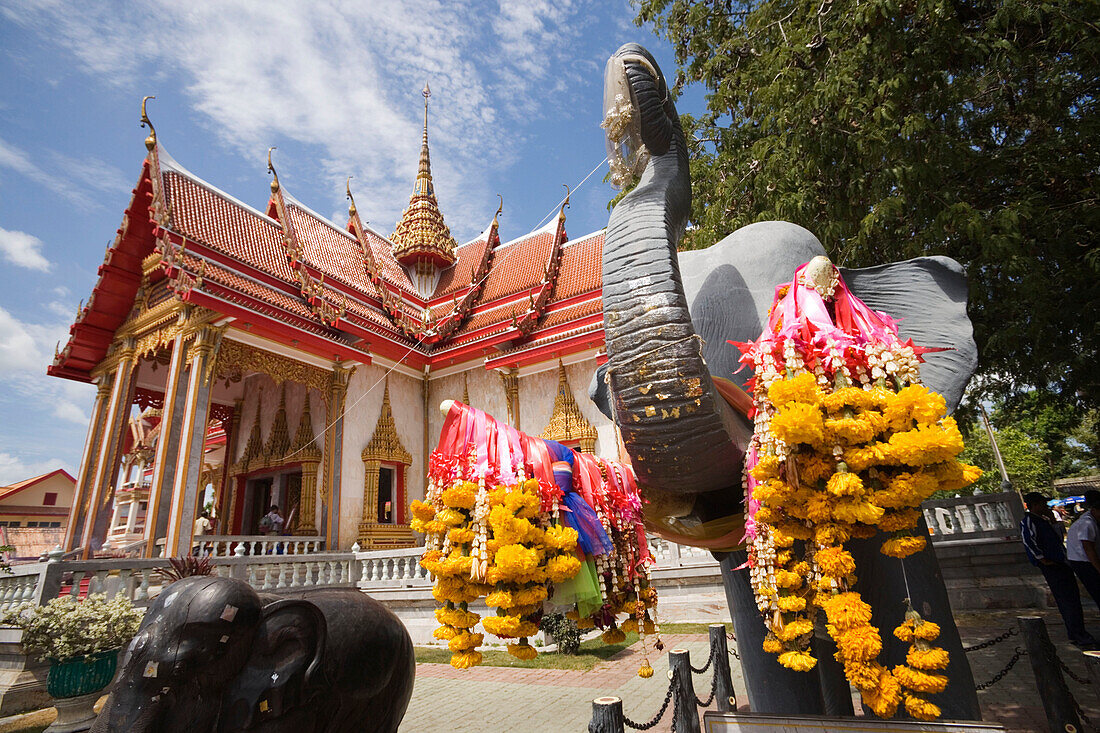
43, 492, 57, 506
377, 466, 395, 524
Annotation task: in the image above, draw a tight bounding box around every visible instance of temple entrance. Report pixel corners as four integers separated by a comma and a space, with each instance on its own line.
240, 469, 301, 535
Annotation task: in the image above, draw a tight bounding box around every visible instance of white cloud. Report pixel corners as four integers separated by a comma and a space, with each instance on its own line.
0, 226, 51, 271
0, 452, 70, 486
53, 400, 89, 425
1, 0, 609, 238
0, 306, 47, 373
0, 304, 93, 481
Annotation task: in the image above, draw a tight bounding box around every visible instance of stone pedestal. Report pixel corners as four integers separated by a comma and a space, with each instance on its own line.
45, 692, 100, 732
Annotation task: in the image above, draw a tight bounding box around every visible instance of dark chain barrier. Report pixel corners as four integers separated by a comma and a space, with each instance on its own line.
1043, 638, 1096, 732
691, 645, 714, 675
726, 632, 741, 660
975, 647, 1026, 691
696, 665, 719, 708
964, 626, 1017, 653
622, 670, 677, 731
1058, 655, 1092, 686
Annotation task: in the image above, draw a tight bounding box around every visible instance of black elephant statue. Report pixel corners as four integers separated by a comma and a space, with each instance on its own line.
593, 44, 981, 719
91, 576, 415, 733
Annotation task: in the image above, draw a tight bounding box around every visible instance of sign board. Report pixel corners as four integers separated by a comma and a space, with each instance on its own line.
703, 712, 1006, 733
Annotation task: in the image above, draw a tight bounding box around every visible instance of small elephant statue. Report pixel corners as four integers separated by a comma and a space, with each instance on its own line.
91, 576, 415, 733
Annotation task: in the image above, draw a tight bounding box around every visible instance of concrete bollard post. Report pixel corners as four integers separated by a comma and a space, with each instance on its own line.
709, 624, 736, 713
670, 648, 701, 733
588, 696, 625, 733
1018, 615, 1081, 733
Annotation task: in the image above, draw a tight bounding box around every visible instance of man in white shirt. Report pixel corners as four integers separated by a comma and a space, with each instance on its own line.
1067, 490, 1100, 612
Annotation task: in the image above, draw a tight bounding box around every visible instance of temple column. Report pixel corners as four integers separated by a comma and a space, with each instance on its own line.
499, 367, 520, 428
358, 459, 381, 548
125, 497, 140, 534
80, 339, 137, 558
64, 378, 112, 551
163, 324, 223, 558
322, 363, 351, 550
144, 311, 194, 557
296, 460, 320, 535
223, 399, 243, 534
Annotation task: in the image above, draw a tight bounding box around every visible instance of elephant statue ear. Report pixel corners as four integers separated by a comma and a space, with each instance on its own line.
839, 255, 977, 412
220, 598, 328, 727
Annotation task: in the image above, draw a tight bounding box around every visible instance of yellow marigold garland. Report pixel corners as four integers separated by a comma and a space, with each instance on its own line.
416, 425, 659, 673
739, 262, 981, 720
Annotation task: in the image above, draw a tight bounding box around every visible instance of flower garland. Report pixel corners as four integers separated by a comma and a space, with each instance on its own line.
735, 257, 979, 718
413, 401, 660, 673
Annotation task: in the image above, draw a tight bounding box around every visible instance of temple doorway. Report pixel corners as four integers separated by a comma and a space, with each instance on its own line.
240, 469, 301, 534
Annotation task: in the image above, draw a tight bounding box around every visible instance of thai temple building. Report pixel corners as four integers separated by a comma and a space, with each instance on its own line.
51, 92, 613, 558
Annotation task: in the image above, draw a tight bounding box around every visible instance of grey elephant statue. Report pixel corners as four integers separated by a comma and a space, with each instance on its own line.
90, 576, 415, 732
593, 44, 981, 719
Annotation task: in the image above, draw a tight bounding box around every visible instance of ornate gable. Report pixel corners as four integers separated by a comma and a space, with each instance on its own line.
541, 361, 598, 453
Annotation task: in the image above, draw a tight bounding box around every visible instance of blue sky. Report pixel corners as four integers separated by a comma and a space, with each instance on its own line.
0, 1, 702, 483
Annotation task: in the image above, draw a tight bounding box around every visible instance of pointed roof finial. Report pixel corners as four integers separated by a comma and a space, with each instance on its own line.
391, 82, 456, 268
140, 96, 157, 151
267, 147, 280, 194
560, 184, 571, 217
346, 176, 357, 217
493, 195, 504, 227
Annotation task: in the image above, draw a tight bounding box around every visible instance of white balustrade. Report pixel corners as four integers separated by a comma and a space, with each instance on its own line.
195, 535, 325, 558
924, 491, 1024, 543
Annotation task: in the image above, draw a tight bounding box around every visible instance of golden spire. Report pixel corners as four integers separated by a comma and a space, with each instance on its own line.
390, 82, 457, 268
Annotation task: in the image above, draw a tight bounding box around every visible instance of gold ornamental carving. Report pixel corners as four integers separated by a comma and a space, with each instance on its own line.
293, 392, 322, 535
361, 382, 412, 465
540, 361, 598, 454
214, 339, 331, 398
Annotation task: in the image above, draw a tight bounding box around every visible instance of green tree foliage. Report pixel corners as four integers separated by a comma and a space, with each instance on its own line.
959, 423, 1050, 495
634, 0, 1100, 407
952, 388, 1099, 496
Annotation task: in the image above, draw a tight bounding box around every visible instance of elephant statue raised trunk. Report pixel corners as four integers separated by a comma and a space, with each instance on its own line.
594, 43, 981, 719
91, 576, 414, 733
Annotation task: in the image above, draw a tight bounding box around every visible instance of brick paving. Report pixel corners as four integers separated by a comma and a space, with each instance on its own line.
401, 612, 1100, 733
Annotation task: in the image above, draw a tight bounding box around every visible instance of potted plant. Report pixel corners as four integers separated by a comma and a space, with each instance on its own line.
2, 594, 143, 731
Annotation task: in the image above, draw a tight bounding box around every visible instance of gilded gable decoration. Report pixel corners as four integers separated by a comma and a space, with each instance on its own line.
361, 382, 412, 465
359, 381, 415, 549
541, 361, 598, 453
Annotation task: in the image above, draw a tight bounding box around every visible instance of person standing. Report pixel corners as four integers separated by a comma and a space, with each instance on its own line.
1067, 490, 1100, 614
1021, 492, 1096, 647
192, 510, 213, 556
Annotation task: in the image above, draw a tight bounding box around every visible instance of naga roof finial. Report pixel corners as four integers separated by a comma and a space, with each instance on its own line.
346, 176, 357, 217
140, 95, 157, 151
493, 195, 504, 227
267, 147, 281, 194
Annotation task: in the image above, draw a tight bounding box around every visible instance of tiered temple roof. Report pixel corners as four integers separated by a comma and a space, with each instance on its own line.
49, 105, 606, 382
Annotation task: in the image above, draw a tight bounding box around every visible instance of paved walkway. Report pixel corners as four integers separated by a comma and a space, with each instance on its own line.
0, 607, 1094, 732
401, 609, 1100, 733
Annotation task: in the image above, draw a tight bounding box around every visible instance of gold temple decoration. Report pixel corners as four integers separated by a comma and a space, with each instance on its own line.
215, 340, 331, 397
389, 83, 457, 267
140, 96, 157, 151
263, 384, 292, 460
462, 372, 471, 406
541, 361, 598, 453
292, 392, 322, 535
359, 381, 414, 549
